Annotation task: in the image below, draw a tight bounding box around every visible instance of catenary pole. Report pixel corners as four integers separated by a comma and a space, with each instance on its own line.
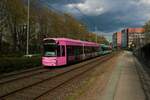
26, 0, 30, 55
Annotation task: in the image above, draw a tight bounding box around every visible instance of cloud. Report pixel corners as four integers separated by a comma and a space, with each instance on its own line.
135, 0, 150, 5
138, 0, 150, 5
42, 0, 150, 35
65, 0, 106, 16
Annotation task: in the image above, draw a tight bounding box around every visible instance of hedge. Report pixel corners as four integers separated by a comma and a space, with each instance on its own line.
0, 56, 41, 74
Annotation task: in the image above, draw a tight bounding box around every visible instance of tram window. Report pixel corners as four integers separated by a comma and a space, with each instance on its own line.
57, 46, 60, 57
71, 46, 75, 56
43, 44, 57, 57
85, 46, 88, 54
62, 46, 65, 56
79, 46, 82, 54
75, 46, 80, 55
88, 47, 91, 53
67, 46, 71, 56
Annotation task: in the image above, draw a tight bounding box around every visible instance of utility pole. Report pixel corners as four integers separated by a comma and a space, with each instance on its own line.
26, 0, 30, 55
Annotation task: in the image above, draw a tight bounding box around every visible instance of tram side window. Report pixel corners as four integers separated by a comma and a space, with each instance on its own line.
75, 46, 80, 55
67, 46, 71, 56
67, 46, 84, 56
71, 46, 74, 56
92, 47, 95, 52
88, 47, 92, 53
62, 46, 65, 56
84, 46, 86, 54
79, 46, 82, 54
85, 46, 88, 54
93, 47, 97, 52
87, 47, 90, 53
57, 46, 60, 57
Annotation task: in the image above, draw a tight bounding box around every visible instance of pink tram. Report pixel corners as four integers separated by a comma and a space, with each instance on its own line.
42, 38, 99, 67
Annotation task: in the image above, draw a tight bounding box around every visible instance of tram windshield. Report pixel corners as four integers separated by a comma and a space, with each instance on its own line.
43, 44, 57, 57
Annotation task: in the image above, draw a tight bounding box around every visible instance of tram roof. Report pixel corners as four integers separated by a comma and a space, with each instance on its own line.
43, 38, 99, 46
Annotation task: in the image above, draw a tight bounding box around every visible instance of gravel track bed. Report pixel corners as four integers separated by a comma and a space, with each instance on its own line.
0, 68, 48, 84
0, 55, 111, 99
0, 67, 42, 79
37, 54, 116, 100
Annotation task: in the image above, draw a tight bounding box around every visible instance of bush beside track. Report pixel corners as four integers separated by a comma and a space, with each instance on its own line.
0, 56, 41, 74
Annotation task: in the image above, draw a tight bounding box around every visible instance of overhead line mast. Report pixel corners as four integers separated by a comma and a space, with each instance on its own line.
26, 0, 30, 55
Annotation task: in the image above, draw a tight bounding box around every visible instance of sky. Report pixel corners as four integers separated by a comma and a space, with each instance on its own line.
40, 0, 150, 41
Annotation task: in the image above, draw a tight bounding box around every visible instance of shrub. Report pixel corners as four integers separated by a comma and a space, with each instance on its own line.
0, 56, 41, 74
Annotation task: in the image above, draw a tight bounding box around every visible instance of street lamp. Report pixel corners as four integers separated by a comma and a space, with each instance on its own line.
26, 0, 30, 55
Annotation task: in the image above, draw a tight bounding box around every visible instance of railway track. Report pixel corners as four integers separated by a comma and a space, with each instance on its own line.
0, 67, 49, 85
35, 55, 113, 100
0, 54, 113, 100
0, 67, 43, 79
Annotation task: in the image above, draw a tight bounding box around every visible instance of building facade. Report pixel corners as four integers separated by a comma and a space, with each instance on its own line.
121, 28, 145, 49
112, 32, 122, 49
121, 29, 128, 48
112, 33, 117, 48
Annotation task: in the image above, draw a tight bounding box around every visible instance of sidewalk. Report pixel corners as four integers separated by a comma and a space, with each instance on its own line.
103, 51, 146, 100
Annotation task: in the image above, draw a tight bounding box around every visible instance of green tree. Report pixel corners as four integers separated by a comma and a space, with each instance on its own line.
0, 0, 8, 52
6, 0, 27, 52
